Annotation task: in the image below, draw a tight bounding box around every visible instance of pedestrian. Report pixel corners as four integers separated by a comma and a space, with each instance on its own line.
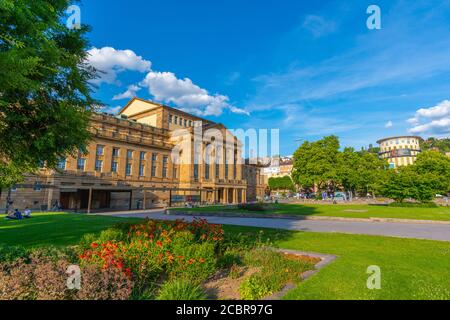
24, 207, 32, 218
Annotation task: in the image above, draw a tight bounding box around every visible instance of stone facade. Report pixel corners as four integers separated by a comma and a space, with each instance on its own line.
1, 98, 266, 212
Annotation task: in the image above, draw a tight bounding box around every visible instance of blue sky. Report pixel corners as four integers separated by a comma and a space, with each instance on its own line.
81, 0, 450, 155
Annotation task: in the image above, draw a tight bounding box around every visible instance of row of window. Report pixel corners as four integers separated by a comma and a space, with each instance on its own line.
381, 139, 419, 147
168, 114, 195, 127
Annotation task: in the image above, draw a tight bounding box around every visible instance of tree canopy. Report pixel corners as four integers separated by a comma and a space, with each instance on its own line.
291, 135, 340, 191
291, 136, 448, 203
0, 0, 98, 188
268, 176, 295, 192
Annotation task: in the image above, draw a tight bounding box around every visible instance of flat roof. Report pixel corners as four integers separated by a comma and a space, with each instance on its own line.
376, 136, 423, 144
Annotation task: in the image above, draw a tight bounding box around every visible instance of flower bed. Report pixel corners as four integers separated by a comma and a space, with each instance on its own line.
0, 218, 319, 300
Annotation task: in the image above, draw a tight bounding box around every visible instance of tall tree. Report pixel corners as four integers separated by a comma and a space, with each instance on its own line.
380, 166, 439, 203
292, 135, 340, 191
268, 176, 295, 192
0, 0, 98, 189
413, 151, 450, 194
337, 148, 387, 197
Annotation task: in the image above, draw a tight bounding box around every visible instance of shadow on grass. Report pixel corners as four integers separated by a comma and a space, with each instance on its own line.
0, 213, 139, 248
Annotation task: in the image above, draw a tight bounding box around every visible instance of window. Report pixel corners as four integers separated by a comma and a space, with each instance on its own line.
189, 120, 192, 127
112, 148, 119, 157
194, 164, 199, 179
224, 152, 229, 179
162, 156, 168, 178
169, 114, 173, 123
126, 163, 132, 176
184, 119, 187, 127
205, 163, 210, 179
95, 160, 103, 172
215, 146, 221, 178
139, 164, 145, 176
127, 150, 133, 159
173, 166, 177, 179
57, 158, 66, 170
233, 152, 237, 179
33, 182, 41, 191
96, 145, 104, 156
179, 117, 183, 125
151, 153, 158, 177
77, 158, 86, 171
140, 151, 146, 160
174, 116, 178, 124
111, 161, 118, 173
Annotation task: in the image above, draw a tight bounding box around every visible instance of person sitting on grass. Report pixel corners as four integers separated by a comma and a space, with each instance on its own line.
5, 209, 22, 220
24, 207, 31, 218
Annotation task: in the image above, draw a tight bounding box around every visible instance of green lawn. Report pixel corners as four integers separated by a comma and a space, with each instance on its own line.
171, 203, 450, 221
224, 225, 450, 300
1, 213, 449, 299
0, 212, 139, 248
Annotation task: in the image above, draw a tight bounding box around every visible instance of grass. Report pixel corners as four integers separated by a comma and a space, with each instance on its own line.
223, 225, 450, 300
171, 203, 450, 221
0, 212, 449, 299
0, 212, 139, 248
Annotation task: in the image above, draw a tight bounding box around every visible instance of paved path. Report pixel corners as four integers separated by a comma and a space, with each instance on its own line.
94, 209, 450, 242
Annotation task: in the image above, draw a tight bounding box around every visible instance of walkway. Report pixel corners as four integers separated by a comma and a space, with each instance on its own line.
94, 209, 450, 242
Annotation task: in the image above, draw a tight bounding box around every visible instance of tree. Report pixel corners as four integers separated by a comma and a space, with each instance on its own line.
413, 151, 450, 194
0, 0, 98, 189
268, 176, 295, 192
336, 148, 388, 197
380, 166, 441, 203
292, 136, 340, 191
420, 137, 450, 154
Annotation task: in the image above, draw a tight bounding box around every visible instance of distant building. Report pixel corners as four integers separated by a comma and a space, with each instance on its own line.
261, 156, 293, 184
377, 136, 423, 168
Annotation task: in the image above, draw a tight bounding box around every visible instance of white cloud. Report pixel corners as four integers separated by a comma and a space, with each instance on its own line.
86, 46, 246, 116
408, 100, 450, 135
112, 84, 141, 100
302, 15, 336, 38
86, 47, 151, 85
385, 120, 393, 128
139, 71, 249, 116
101, 105, 122, 114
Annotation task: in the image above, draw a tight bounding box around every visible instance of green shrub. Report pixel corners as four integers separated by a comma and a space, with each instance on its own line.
239, 275, 273, 300
78, 233, 97, 251
239, 248, 317, 299
156, 279, 207, 300
389, 202, 438, 208
0, 245, 29, 263
217, 248, 242, 268
168, 232, 216, 283
98, 228, 126, 242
